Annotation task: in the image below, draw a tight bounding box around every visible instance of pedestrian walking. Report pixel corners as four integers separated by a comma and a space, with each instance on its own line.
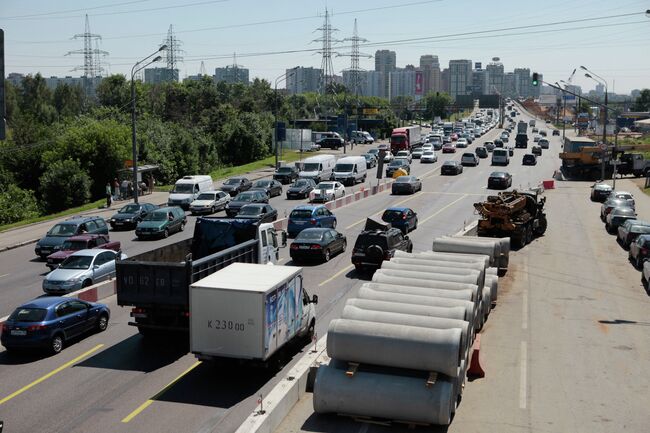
113, 178, 120, 202
105, 182, 112, 208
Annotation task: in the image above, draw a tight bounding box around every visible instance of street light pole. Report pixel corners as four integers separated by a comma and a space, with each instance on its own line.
582, 66, 609, 180
130, 45, 166, 204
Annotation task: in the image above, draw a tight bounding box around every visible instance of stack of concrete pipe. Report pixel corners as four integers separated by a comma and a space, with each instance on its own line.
313, 239, 507, 426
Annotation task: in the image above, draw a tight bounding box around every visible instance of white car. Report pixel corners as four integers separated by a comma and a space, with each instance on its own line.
383, 151, 394, 163
395, 150, 412, 163
420, 150, 438, 163
309, 181, 346, 203
533, 135, 541, 142
189, 190, 231, 215
643, 261, 650, 287
412, 148, 424, 159
421, 143, 434, 152
456, 138, 468, 148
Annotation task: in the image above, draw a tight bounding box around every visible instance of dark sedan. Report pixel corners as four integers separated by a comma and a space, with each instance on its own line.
590, 183, 613, 202
617, 219, 650, 248
363, 153, 378, 168
225, 190, 269, 217
273, 166, 299, 184
286, 178, 316, 199
488, 171, 512, 189
1, 297, 110, 354
220, 177, 253, 196
441, 160, 463, 175
290, 228, 347, 263
605, 207, 637, 234
317, 137, 344, 150
236, 204, 278, 223
475, 146, 488, 158
381, 207, 418, 234
532, 145, 542, 156
251, 179, 283, 198
391, 176, 422, 195
386, 159, 411, 177
629, 234, 650, 268
110, 203, 158, 230
522, 154, 537, 165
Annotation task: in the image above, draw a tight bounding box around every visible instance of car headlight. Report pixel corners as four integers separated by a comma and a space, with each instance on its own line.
125, 218, 132, 222
110, 218, 115, 222
52, 245, 61, 251
225, 204, 230, 209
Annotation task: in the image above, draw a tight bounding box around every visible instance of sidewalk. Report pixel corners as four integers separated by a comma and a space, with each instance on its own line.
0, 143, 376, 252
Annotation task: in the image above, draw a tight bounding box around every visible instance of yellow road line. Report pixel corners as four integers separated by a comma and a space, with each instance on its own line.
318, 264, 354, 287
418, 195, 468, 226
121, 360, 202, 423
0, 344, 104, 405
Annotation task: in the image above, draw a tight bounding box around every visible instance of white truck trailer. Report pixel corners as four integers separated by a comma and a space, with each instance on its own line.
190, 263, 318, 364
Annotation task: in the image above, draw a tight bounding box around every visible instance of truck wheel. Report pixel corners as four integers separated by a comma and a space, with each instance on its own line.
535, 216, 548, 235
525, 225, 533, 244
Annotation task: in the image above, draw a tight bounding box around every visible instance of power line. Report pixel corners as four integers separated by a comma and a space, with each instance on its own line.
0, 0, 151, 20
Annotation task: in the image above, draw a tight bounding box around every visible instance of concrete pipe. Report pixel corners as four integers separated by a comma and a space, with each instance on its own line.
390, 258, 487, 282
313, 361, 454, 425
348, 296, 469, 322
431, 238, 499, 267
363, 282, 474, 301
485, 274, 498, 302
412, 250, 492, 269
374, 269, 483, 295
453, 358, 467, 406
486, 267, 498, 276
371, 274, 479, 302
482, 286, 492, 322
449, 235, 510, 269
327, 319, 463, 376
381, 261, 484, 286
341, 305, 470, 354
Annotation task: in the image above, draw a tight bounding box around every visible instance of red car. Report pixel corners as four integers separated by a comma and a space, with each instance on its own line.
442, 143, 456, 153
450, 133, 459, 141
45, 234, 121, 270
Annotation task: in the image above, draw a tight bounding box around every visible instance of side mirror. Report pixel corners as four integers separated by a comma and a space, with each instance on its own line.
93, 265, 100, 270
281, 231, 288, 247
311, 294, 319, 304
404, 235, 410, 240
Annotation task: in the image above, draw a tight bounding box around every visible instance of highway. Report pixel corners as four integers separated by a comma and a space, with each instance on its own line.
0, 108, 565, 433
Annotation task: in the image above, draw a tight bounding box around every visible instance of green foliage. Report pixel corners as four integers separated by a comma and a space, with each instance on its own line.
0, 185, 40, 225
578, 100, 592, 115
53, 84, 85, 118
19, 73, 57, 124
631, 89, 650, 112
424, 92, 453, 121
40, 159, 92, 213
96, 74, 130, 109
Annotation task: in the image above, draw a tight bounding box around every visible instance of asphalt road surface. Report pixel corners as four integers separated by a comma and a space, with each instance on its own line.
0, 107, 566, 433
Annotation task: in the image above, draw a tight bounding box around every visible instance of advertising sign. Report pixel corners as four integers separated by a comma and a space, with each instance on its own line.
415, 71, 423, 95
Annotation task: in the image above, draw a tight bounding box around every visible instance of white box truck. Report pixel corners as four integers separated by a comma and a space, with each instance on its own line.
190, 263, 318, 363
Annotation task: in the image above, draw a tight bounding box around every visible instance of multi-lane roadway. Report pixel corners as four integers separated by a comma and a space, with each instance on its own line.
0, 107, 562, 433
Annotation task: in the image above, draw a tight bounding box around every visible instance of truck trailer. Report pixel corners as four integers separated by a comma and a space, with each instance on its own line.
116, 218, 285, 336
390, 126, 422, 153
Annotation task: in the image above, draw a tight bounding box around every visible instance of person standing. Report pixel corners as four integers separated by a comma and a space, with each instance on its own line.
113, 178, 120, 202
105, 182, 112, 208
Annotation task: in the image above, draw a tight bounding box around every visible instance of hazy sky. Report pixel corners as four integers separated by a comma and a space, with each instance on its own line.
1, 0, 649, 93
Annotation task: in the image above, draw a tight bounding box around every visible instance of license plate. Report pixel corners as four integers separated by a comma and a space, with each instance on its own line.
299, 245, 310, 249
115, 222, 123, 225
295, 221, 306, 225
41, 249, 51, 254
132, 313, 147, 318
11, 330, 26, 336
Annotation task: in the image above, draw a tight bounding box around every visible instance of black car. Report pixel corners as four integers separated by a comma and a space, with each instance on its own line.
35, 216, 109, 260
391, 176, 422, 195
220, 177, 253, 196
363, 153, 378, 168
441, 160, 463, 175
273, 166, 299, 184
552, 130, 560, 136
109, 203, 158, 230
522, 154, 537, 165
251, 179, 283, 198
475, 146, 488, 158
494, 139, 504, 148
351, 219, 412, 272
386, 159, 411, 177
290, 228, 347, 263
487, 171, 513, 189
225, 190, 269, 217
532, 146, 542, 156
317, 137, 344, 150
236, 204, 278, 223
286, 178, 316, 199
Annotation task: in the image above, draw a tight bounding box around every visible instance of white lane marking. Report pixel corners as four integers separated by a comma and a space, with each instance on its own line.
522, 291, 528, 330
419, 194, 468, 226
318, 264, 354, 287
520, 341, 528, 409
0, 274, 9, 279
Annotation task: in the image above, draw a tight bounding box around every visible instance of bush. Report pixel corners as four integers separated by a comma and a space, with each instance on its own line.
0, 185, 40, 225
40, 159, 92, 213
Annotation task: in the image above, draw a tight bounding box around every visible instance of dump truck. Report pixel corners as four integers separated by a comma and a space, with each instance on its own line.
116, 218, 286, 336
474, 189, 547, 248
559, 136, 610, 180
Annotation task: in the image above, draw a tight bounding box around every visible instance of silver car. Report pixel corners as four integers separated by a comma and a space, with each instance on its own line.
189, 190, 230, 215
43, 249, 127, 295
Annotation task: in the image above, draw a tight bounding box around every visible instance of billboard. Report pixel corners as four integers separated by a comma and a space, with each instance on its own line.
415, 71, 423, 95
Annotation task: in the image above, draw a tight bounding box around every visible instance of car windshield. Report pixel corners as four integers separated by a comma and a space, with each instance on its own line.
368, 149, 379, 155
443, 161, 457, 166
225, 178, 242, 185
254, 181, 271, 188
239, 206, 262, 215
144, 211, 168, 221
172, 184, 194, 193
9, 308, 48, 322
390, 159, 407, 167
397, 152, 409, 156
395, 177, 412, 183
423, 151, 434, 156
234, 193, 254, 202
335, 164, 354, 172
491, 172, 506, 177
196, 193, 216, 200
59, 255, 93, 269
316, 183, 335, 190
277, 167, 292, 173
462, 153, 474, 158
292, 180, 312, 188
290, 209, 314, 219
303, 163, 320, 171
392, 136, 406, 144
61, 240, 88, 250
364, 155, 373, 160
47, 223, 77, 236
296, 230, 324, 241
354, 233, 389, 249
119, 204, 140, 213
382, 210, 405, 221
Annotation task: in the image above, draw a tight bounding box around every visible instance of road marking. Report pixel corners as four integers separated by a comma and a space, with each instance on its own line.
0, 273, 9, 279
318, 264, 354, 287
522, 291, 528, 330
418, 195, 468, 226
278, 257, 286, 263
0, 344, 104, 405
344, 193, 420, 230
121, 360, 202, 423
519, 341, 527, 409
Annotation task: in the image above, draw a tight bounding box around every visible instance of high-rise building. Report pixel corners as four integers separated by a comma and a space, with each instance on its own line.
214, 65, 250, 85
440, 68, 450, 94
595, 83, 605, 96
513, 68, 531, 98
419, 54, 441, 95
503, 72, 516, 98
144, 67, 179, 84
389, 68, 416, 99
448, 59, 473, 100
342, 70, 382, 98
375, 50, 397, 98
286, 66, 322, 94
7, 73, 25, 87
486, 59, 504, 95
472, 68, 488, 96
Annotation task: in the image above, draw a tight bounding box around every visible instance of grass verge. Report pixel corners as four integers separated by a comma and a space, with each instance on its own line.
209, 150, 305, 180
0, 199, 106, 233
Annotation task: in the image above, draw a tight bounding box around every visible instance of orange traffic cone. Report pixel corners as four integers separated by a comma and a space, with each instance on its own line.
467, 333, 485, 378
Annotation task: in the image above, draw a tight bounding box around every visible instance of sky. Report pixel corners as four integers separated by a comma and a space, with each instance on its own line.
1, 0, 649, 94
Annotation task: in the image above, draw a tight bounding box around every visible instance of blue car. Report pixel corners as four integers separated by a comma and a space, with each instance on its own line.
287, 205, 337, 237
381, 207, 418, 234
1, 297, 110, 354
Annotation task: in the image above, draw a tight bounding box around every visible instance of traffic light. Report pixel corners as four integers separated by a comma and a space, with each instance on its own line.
532, 72, 539, 87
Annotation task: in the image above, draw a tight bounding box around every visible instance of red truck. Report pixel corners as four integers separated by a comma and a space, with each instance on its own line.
390, 126, 422, 153
46, 234, 121, 270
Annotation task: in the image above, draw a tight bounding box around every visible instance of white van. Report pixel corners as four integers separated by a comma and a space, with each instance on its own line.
350, 131, 374, 144
333, 156, 368, 185
491, 149, 510, 166
168, 175, 214, 209
299, 154, 337, 183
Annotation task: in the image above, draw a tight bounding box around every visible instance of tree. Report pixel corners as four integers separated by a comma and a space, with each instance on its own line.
0, 185, 40, 225
19, 73, 56, 124
40, 159, 92, 213
96, 75, 130, 109
424, 92, 452, 121
53, 84, 85, 118
4, 80, 20, 124
326, 82, 349, 95
631, 89, 650, 111
578, 100, 592, 115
